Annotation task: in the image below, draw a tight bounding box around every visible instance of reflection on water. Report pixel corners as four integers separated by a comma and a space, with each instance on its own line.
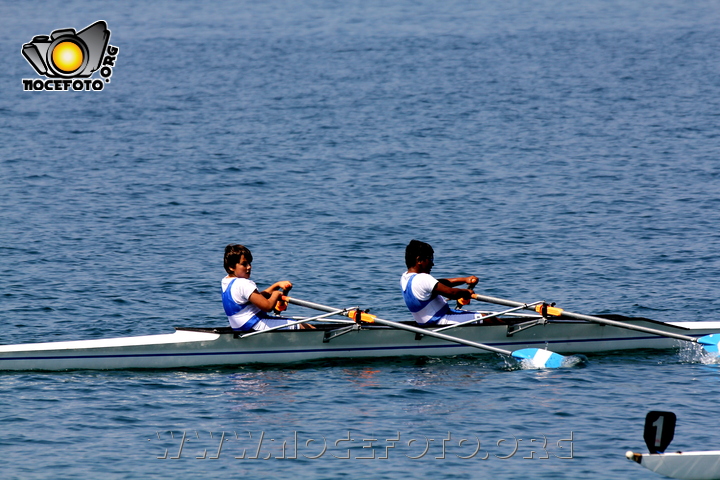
343, 368, 382, 388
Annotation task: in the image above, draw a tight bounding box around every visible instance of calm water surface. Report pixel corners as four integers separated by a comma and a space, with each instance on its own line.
1, 0, 720, 478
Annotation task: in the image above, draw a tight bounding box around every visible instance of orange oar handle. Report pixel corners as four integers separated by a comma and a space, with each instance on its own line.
274, 290, 290, 312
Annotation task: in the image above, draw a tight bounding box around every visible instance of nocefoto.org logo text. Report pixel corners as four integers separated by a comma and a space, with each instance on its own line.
21, 20, 119, 91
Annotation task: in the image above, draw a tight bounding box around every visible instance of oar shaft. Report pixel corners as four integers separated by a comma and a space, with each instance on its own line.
471, 294, 698, 343
239, 309, 344, 338
284, 297, 514, 356
285, 297, 344, 313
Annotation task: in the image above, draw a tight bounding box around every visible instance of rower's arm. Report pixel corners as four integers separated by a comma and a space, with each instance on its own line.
249, 289, 285, 312
437, 276, 478, 288
434, 281, 475, 300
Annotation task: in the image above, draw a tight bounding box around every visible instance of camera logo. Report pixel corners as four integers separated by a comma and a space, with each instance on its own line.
22, 20, 119, 91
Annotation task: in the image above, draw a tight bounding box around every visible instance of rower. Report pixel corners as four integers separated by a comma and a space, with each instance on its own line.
221, 244, 313, 332
400, 240, 500, 326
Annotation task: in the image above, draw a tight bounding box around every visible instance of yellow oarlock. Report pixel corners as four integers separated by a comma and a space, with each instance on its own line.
535, 304, 564, 317
348, 309, 376, 323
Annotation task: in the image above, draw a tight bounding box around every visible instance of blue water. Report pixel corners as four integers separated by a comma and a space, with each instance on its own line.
2, 0, 720, 478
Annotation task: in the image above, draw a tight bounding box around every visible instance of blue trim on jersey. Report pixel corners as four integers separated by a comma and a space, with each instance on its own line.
425, 303, 452, 325
402, 274, 451, 324
402, 274, 429, 312
232, 314, 263, 332
222, 278, 262, 331
222, 279, 251, 316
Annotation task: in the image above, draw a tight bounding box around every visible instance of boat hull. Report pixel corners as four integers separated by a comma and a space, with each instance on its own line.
633, 451, 720, 480
0, 319, 718, 371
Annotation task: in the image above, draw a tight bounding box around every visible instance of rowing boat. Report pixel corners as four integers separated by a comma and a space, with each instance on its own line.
1, 307, 718, 371
627, 411, 720, 480
627, 451, 720, 480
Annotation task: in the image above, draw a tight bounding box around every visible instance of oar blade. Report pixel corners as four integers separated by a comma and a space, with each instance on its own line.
697, 334, 720, 354
511, 348, 566, 369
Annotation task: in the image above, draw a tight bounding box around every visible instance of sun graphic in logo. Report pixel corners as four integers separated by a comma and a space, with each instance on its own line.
51, 41, 84, 73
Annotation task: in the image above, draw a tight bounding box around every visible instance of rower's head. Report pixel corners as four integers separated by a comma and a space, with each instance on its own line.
405, 240, 434, 271
224, 244, 253, 277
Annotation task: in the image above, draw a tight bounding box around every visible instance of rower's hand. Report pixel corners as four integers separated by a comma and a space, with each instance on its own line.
273, 283, 291, 313
456, 277, 478, 308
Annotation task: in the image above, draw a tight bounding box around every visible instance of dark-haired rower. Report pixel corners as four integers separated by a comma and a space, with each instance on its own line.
221, 244, 311, 332
400, 240, 488, 326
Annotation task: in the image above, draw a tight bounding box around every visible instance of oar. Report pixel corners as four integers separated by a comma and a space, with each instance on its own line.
433, 302, 544, 333
238, 309, 345, 338
283, 296, 569, 369
471, 293, 720, 353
